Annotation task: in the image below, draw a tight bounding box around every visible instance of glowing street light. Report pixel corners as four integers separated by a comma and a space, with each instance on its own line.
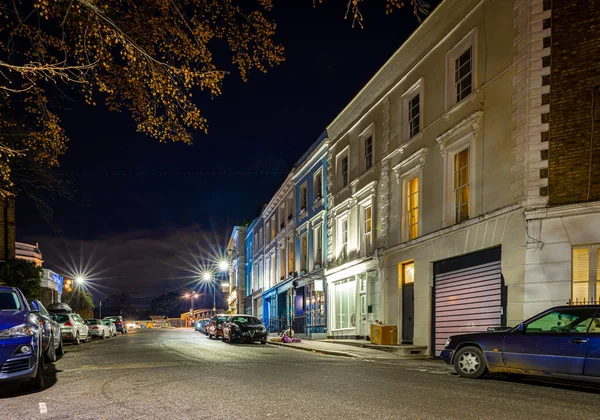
75, 276, 85, 285
203, 272, 212, 281
218, 261, 229, 272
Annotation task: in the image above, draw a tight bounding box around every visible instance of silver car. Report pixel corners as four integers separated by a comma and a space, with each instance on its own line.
101, 319, 118, 337
85, 319, 112, 339
55, 313, 90, 345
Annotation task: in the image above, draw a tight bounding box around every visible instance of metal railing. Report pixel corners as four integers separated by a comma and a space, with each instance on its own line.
568, 298, 600, 305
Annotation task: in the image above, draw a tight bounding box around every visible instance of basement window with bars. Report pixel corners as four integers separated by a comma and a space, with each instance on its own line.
572, 246, 600, 304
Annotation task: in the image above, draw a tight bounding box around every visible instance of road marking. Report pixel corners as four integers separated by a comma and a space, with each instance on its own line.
39, 403, 47, 414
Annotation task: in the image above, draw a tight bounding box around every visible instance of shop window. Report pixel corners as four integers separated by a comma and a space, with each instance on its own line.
305, 282, 325, 329
333, 278, 356, 330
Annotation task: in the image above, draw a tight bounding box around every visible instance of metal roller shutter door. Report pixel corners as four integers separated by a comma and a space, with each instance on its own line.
434, 260, 503, 356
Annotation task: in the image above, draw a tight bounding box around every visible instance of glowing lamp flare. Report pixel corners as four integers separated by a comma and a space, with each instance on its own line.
202, 272, 212, 281
219, 261, 229, 271
75, 276, 85, 284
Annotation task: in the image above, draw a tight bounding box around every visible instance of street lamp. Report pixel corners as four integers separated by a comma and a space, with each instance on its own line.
75, 276, 85, 285
182, 292, 199, 327
202, 272, 216, 313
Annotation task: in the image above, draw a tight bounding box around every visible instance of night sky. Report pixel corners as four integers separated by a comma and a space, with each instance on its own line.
17, 1, 439, 305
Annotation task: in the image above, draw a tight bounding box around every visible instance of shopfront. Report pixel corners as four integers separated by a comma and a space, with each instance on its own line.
326, 259, 380, 338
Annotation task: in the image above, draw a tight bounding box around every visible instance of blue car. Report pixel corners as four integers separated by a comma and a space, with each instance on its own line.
441, 305, 600, 383
0, 286, 45, 390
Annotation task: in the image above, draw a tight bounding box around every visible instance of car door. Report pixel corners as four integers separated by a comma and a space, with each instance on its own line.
503, 307, 596, 376
583, 311, 600, 377
75, 315, 88, 338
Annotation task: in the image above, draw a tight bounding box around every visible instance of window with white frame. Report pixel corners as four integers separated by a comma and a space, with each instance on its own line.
300, 182, 308, 213
364, 136, 373, 171
265, 222, 270, 243
279, 205, 285, 230
572, 246, 600, 304
446, 29, 476, 109
408, 94, 420, 138
258, 228, 263, 249
363, 206, 373, 255
313, 170, 323, 202
300, 234, 308, 272
453, 147, 470, 224
280, 246, 286, 280
332, 277, 356, 330
313, 224, 323, 268
337, 149, 349, 189
455, 48, 473, 103
407, 176, 419, 240
287, 194, 294, 221
337, 216, 348, 261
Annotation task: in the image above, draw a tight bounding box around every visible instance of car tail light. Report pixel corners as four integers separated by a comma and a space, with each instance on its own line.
64, 320, 73, 327
92, 326, 100, 330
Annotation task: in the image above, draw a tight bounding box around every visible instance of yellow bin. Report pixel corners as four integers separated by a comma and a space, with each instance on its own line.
370, 325, 398, 345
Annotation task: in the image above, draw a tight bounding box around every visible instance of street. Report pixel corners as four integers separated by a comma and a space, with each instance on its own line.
0, 329, 599, 420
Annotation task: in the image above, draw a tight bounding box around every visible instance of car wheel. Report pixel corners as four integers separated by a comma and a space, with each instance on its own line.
30, 353, 45, 390
454, 346, 487, 379
73, 332, 80, 346
45, 336, 57, 363
57, 338, 64, 356
260, 339, 267, 345
101, 330, 106, 340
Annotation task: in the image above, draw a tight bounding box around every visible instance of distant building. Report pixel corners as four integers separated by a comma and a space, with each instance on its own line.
15, 242, 43, 266
40, 269, 63, 306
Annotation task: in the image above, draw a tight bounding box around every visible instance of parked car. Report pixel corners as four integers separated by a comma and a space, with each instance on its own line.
102, 319, 118, 337
126, 322, 139, 330
0, 286, 46, 390
54, 313, 90, 345
46, 302, 73, 314
85, 319, 112, 339
207, 315, 228, 339
196, 318, 210, 333
441, 305, 600, 383
28, 299, 64, 361
222, 315, 268, 344
104, 316, 127, 334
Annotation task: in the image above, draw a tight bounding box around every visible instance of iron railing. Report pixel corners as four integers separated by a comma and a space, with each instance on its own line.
568, 298, 600, 305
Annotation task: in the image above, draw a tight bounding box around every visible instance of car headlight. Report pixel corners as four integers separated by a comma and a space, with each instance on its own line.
0, 324, 37, 338
444, 337, 451, 349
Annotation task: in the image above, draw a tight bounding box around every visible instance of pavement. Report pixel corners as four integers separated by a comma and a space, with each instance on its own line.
1, 328, 600, 420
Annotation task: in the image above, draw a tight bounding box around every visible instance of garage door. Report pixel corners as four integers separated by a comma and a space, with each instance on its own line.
433, 248, 505, 356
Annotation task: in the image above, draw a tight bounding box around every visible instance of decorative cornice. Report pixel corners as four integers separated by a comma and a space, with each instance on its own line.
393, 147, 428, 183
436, 110, 483, 156
352, 180, 378, 200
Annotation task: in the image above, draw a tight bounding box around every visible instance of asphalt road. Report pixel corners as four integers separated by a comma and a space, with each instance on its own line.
1, 328, 600, 420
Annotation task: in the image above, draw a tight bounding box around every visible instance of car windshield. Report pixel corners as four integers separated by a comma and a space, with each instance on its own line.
0, 291, 22, 310
55, 315, 71, 323
86, 319, 99, 325
217, 317, 228, 322
231, 316, 261, 325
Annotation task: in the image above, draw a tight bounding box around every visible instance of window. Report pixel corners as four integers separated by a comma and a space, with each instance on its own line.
300, 234, 308, 272
365, 136, 373, 171
265, 222, 270, 243
314, 225, 323, 268
525, 308, 597, 333
300, 183, 308, 213
338, 217, 348, 261
407, 176, 419, 240
400, 261, 415, 285
280, 247, 286, 280
333, 278, 356, 330
455, 47, 473, 103
572, 246, 600, 304
287, 236, 295, 275
342, 156, 349, 187
313, 170, 323, 202
364, 206, 373, 255
258, 228, 263, 249
408, 94, 420, 138
271, 216, 276, 239
279, 205, 285, 230
453, 147, 470, 223
287, 195, 293, 220
305, 283, 325, 328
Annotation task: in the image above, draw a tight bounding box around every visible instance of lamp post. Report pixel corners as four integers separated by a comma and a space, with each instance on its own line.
183, 292, 198, 327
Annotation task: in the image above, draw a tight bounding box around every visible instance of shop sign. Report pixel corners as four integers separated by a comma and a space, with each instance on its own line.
227, 289, 238, 305
314, 279, 324, 292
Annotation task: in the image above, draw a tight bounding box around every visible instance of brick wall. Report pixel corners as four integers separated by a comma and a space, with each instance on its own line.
549, 0, 600, 204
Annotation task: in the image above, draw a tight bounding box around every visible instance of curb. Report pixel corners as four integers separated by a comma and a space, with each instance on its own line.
266, 341, 359, 358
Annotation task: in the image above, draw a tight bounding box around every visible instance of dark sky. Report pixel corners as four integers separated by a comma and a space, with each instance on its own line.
17, 1, 439, 304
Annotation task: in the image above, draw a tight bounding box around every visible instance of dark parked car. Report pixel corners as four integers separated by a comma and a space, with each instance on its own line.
0, 287, 45, 390
207, 315, 228, 339
222, 315, 268, 344
28, 299, 64, 361
104, 316, 127, 334
441, 305, 600, 383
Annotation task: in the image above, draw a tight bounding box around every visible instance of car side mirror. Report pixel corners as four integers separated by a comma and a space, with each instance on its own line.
518, 323, 525, 333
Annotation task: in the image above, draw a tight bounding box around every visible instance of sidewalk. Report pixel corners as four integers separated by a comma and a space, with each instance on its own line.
266, 337, 452, 372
